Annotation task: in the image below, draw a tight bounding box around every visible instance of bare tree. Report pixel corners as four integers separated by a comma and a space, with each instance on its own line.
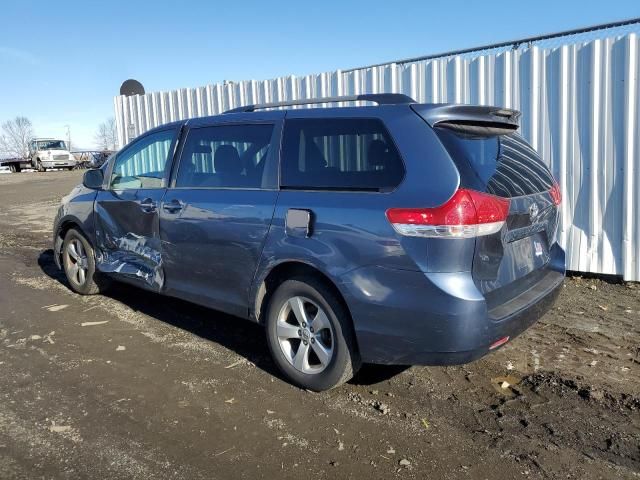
94, 118, 118, 151
0, 116, 34, 158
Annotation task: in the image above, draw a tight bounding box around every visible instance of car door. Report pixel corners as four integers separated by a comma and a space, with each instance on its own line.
159, 115, 282, 318
94, 127, 179, 291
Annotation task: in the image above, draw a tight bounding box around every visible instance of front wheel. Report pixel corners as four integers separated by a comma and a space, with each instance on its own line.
37, 160, 45, 172
265, 277, 361, 391
62, 228, 110, 295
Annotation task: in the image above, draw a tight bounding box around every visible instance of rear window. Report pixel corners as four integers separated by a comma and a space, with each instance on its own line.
435, 129, 554, 198
281, 118, 404, 191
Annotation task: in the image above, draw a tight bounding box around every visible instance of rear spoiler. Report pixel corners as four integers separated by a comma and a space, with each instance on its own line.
411, 104, 521, 135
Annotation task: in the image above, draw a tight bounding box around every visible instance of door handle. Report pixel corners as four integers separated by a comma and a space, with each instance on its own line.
162, 199, 184, 214
139, 198, 157, 213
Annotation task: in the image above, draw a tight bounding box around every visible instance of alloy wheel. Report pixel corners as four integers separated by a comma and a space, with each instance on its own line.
66, 238, 88, 286
276, 296, 334, 374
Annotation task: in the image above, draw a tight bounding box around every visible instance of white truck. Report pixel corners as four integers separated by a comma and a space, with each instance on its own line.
29, 138, 77, 171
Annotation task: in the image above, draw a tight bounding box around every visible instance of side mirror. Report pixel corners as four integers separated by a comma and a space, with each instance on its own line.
83, 168, 104, 190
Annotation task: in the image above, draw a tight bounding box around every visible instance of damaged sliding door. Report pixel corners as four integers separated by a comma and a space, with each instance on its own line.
94, 127, 179, 291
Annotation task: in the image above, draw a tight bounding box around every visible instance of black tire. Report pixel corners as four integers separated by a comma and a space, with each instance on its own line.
37, 160, 45, 172
62, 228, 110, 295
265, 276, 361, 391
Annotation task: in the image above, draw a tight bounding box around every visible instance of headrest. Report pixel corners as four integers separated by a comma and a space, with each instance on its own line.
368, 139, 391, 167
304, 139, 327, 172
192, 144, 212, 155
214, 145, 241, 175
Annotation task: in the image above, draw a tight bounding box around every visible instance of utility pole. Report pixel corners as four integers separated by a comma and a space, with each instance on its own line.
64, 124, 71, 151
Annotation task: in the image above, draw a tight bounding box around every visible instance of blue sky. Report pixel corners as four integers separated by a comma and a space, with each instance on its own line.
0, 0, 637, 149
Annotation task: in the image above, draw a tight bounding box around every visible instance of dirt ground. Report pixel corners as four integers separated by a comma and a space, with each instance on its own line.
0, 170, 638, 480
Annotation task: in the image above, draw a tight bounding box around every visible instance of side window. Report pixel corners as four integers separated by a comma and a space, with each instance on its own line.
281, 118, 404, 191
175, 124, 274, 189
110, 129, 176, 190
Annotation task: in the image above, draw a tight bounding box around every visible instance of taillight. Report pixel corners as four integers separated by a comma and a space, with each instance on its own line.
549, 181, 562, 206
386, 189, 510, 238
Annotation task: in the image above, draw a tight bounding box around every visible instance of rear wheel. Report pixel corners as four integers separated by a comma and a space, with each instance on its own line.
62, 228, 110, 295
265, 276, 360, 391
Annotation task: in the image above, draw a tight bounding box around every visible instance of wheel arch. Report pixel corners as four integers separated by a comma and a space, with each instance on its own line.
253, 260, 355, 332
54, 216, 94, 268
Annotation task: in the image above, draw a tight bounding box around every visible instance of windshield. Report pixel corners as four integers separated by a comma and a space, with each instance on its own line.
37, 140, 67, 150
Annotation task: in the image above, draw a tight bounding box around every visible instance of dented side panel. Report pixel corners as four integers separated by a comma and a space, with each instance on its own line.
94, 188, 166, 290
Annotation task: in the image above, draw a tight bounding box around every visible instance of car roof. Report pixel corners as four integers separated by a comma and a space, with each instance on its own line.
187, 93, 417, 125
186, 103, 414, 126
141, 105, 410, 134
141, 95, 520, 135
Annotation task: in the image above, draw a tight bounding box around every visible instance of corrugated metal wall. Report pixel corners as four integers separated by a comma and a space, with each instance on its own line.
114, 33, 640, 281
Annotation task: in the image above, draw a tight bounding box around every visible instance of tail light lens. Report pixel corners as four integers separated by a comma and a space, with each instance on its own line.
386, 189, 510, 238
549, 181, 562, 206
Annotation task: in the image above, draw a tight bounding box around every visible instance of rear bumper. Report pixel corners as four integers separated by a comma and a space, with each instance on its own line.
339, 245, 565, 365
426, 273, 562, 365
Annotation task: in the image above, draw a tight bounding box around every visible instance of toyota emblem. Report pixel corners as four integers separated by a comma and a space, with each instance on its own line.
529, 202, 539, 221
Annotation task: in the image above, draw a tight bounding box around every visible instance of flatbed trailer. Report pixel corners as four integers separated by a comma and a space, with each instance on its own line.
0, 158, 31, 173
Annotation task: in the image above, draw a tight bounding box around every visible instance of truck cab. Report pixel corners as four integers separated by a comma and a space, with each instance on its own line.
29, 138, 76, 171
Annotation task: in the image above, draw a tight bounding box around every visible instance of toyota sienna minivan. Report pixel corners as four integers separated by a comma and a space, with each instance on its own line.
53, 94, 565, 391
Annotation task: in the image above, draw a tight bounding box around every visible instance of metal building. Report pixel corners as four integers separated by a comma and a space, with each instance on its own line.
114, 24, 640, 281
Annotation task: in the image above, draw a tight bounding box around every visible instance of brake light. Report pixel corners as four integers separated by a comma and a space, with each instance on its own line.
549, 181, 562, 206
386, 189, 510, 238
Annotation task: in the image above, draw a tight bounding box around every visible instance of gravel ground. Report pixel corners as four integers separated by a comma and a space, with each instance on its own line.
0, 170, 638, 480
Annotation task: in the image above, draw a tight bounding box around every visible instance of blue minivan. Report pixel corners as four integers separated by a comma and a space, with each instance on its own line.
53, 94, 565, 391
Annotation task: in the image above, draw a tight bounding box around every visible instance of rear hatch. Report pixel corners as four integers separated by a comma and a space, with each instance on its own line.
413, 105, 562, 315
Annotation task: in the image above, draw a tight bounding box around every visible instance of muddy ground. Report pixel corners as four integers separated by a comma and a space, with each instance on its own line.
0, 170, 638, 480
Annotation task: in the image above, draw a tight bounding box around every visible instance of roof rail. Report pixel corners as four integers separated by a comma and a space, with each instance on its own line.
224, 93, 415, 114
